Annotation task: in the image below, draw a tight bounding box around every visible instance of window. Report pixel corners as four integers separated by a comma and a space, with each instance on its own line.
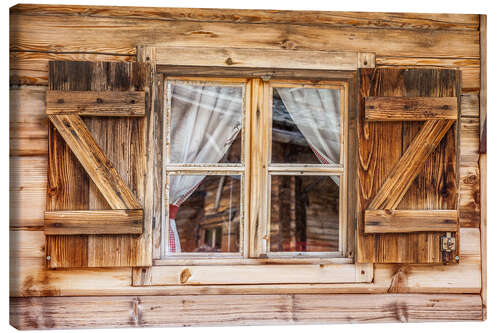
161, 77, 348, 261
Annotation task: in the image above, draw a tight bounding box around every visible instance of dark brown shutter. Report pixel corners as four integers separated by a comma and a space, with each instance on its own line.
357, 68, 460, 264
45, 61, 153, 268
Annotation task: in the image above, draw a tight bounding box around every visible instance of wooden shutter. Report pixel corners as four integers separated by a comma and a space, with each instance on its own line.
357, 68, 460, 264
45, 61, 154, 268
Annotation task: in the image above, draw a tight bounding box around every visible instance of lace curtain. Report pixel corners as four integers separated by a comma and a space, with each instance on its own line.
165, 84, 242, 255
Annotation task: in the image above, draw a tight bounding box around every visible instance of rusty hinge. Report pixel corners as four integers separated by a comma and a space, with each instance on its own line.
440, 232, 456, 252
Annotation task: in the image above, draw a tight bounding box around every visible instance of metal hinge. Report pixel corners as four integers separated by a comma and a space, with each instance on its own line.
440, 232, 456, 252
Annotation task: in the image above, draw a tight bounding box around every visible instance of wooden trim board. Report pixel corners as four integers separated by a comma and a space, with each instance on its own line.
147, 46, 375, 70
149, 263, 373, 285
46, 91, 145, 116
364, 210, 458, 233
44, 210, 143, 235
365, 96, 458, 121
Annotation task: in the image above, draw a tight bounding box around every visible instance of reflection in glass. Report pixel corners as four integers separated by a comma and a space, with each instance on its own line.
169, 84, 243, 164
272, 88, 341, 164
166, 175, 241, 254
270, 175, 339, 252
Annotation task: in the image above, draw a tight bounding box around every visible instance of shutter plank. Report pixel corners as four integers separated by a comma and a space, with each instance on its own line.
48, 114, 142, 210
364, 209, 458, 233
44, 209, 143, 235
46, 91, 145, 116
365, 96, 457, 121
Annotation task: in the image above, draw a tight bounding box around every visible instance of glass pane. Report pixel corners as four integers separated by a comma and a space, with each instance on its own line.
169, 83, 243, 164
270, 175, 340, 252
167, 174, 241, 254
272, 87, 341, 164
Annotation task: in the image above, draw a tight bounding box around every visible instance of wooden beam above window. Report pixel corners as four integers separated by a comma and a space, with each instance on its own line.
145, 46, 375, 71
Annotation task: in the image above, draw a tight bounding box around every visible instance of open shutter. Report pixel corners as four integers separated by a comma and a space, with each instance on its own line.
357, 68, 460, 264
45, 61, 154, 268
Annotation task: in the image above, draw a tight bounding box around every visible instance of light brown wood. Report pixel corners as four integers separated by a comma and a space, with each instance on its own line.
357, 68, 459, 264
153, 46, 364, 70
46, 90, 145, 116
365, 210, 458, 233
10, 156, 46, 228
358, 53, 376, 68
479, 14, 487, 321
11, 4, 480, 31
48, 114, 142, 210
368, 120, 454, 210
10, 228, 480, 297
132, 267, 152, 287
9, 86, 48, 156
365, 97, 457, 121
44, 210, 143, 235
9, 293, 483, 329
10, 12, 479, 59
151, 263, 372, 285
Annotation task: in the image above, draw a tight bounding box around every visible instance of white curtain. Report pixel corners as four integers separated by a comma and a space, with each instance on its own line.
166, 84, 242, 254
277, 87, 341, 166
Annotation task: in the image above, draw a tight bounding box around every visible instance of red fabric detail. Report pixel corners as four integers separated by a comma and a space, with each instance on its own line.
296, 241, 307, 252
169, 204, 179, 219
168, 225, 177, 253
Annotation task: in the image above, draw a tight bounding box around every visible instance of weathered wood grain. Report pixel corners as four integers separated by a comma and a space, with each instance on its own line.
365, 210, 458, 233
10, 13, 479, 58
10, 156, 46, 228
10, 51, 135, 86
46, 60, 151, 268
10, 4, 480, 31
44, 210, 143, 235
479, 14, 487, 320
10, 228, 480, 297
461, 94, 479, 117
368, 120, 454, 210
153, 46, 363, 70
150, 264, 372, 285
9, 293, 483, 329
9, 86, 48, 156
459, 165, 480, 227
460, 117, 480, 165
357, 68, 459, 264
376, 57, 480, 93
46, 91, 145, 116
365, 97, 457, 121
48, 114, 142, 210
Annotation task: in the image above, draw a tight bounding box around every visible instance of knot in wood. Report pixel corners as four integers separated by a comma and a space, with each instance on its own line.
96, 98, 104, 104
225, 57, 234, 65
57, 98, 64, 104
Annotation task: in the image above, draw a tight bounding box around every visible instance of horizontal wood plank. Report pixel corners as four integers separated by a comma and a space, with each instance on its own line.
9, 294, 483, 329
44, 210, 143, 235
10, 13, 479, 58
151, 264, 373, 285
46, 91, 145, 116
364, 209, 458, 233
153, 46, 362, 70
365, 97, 458, 121
48, 114, 142, 210
11, 4, 480, 31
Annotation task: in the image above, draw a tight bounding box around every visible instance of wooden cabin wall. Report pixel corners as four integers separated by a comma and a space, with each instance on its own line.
9, 4, 485, 328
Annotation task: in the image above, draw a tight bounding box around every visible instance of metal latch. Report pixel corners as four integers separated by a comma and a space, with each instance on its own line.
440, 232, 456, 252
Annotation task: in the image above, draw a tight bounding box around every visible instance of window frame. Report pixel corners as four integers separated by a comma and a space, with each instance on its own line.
158, 75, 351, 265
141, 45, 374, 286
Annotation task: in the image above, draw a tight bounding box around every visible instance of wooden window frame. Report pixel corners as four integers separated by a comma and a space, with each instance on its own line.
139, 45, 374, 286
